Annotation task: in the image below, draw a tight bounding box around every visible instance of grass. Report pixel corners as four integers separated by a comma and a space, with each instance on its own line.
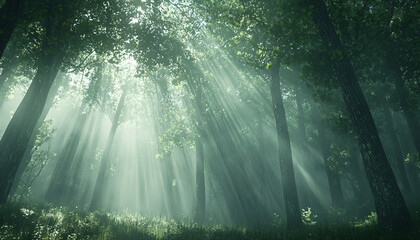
0, 201, 419, 239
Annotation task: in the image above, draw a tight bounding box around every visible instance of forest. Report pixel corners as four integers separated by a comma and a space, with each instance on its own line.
0, 0, 419, 239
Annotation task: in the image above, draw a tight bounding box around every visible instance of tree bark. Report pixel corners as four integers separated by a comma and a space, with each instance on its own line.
8, 71, 64, 196
89, 88, 127, 211
0, 44, 63, 204
311, 0, 411, 230
270, 64, 301, 229
0, 0, 25, 59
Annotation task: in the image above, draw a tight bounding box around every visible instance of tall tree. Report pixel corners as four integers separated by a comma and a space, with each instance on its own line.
310, 0, 411, 230
270, 64, 302, 229
0, 0, 134, 204
0, 3, 64, 203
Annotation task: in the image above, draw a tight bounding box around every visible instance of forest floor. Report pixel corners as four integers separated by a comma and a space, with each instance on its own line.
0, 201, 419, 240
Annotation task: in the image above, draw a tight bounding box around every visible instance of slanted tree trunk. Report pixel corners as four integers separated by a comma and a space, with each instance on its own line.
9, 72, 64, 196
0, 43, 63, 204
90, 88, 127, 211
270, 64, 301, 229
383, 107, 411, 195
311, 0, 411, 230
310, 101, 344, 208
0, 0, 25, 59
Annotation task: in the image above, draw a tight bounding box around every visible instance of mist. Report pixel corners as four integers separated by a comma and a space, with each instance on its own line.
0, 0, 419, 239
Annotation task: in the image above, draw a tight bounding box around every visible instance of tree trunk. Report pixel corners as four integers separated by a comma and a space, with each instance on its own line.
310, 101, 344, 208
0, 45, 62, 204
270, 64, 301, 229
383, 107, 411, 195
9, 71, 64, 196
0, 0, 25, 59
89, 88, 127, 211
311, 0, 411, 230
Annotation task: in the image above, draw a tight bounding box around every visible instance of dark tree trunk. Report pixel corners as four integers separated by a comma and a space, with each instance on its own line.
270, 64, 301, 229
383, 107, 411, 195
0, 45, 62, 204
311, 0, 411, 230
9, 72, 64, 196
89, 88, 127, 211
0, 0, 25, 59
310, 101, 344, 208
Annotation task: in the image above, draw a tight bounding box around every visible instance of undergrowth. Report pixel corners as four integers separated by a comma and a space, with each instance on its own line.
0, 201, 419, 240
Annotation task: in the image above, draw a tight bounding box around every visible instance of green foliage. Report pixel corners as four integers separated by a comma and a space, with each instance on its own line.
327, 144, 350, 175
157, 116, 195, 159
17, 120, 56, 195
355, 212, 378, 228
1, 202, 419, 240
301, 207, 317, 225
404, 153, 420, 168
